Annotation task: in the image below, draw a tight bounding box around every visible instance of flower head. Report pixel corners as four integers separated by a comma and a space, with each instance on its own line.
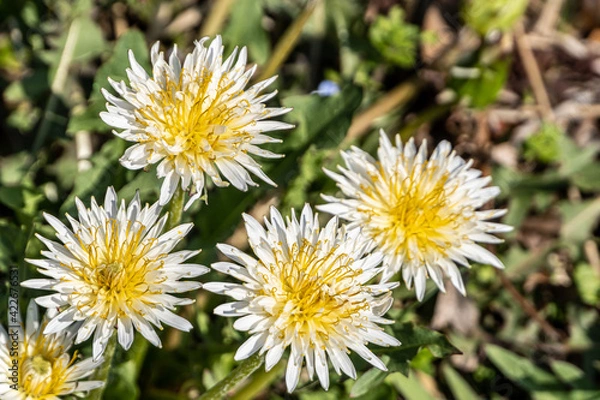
22, 187, 208, 360
0, 301, 103, 399
100, 36, 293, 209
318, 131, 512, 300
204, 205, 400, 392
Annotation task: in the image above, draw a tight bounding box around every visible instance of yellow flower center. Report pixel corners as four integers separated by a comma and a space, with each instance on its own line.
137, 69, 252, 159
265, 240, 367, 339
97, 261, 125, 290
18, 333, 74, 398
30, 355, 52, 377
369, 162, 470, 261
68, 219, 166, 319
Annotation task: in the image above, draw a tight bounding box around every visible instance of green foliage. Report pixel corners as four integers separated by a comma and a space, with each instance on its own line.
378, 322, 459, 375
442, 364, 480, 400
2, 1, 600, 399
485, 344, 563, 393
280, 84, 363, 151
223, 0, 270, 64
451, 58, 511, 108
559, 198, 600, 244
59, 138, 126, 215
573, 263, 600, 306
369, 6, 419, 68
486, 345, 600, 399
349, 365, 389, 398
463, 0, 528, 35
557, 135, 600, 191
524, 123, 563, 163
385, 372, 436, 400
0, 36, 20, 72
283, 145, 329, 209
68, 30, 149, 134
104, 359, 140, 399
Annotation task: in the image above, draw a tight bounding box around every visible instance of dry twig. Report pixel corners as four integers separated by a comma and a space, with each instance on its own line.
514, 22, 554, 121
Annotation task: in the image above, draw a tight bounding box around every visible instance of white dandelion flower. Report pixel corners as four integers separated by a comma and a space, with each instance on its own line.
22, 187, 209, 360
204, 205, 400, 392
100, 35, 293, 209
318, 131, 512, 301
0, 301, 103, 399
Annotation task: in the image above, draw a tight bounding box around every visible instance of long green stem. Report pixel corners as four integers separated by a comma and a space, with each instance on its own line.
89, 334, 118, 400
166, 186, 186, 230
129, 186, 187, 382
199, 353, 264, 400
230, 359, 284, 400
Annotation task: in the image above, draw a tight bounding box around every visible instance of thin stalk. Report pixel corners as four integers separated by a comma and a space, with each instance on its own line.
200, 0, 237, 37
199, 353, 264, 400
166, 186, 186, 230
257, 0, 320, 82
514, 22, 554, 121
129, 186, 186, 379
89, 334, 118, 400
230, 360, 285, 400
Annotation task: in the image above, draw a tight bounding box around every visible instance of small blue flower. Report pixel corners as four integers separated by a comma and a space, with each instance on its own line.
312, 80, 340, 97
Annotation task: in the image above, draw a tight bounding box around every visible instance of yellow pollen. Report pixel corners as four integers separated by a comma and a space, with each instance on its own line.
65, 218, 166, 319
266, 240, 367, 336
97, 261, 125, 291
31, 355, 52, 376
369, 161, 471, 261
18, 326, 75, 397
136, 68, 253, 159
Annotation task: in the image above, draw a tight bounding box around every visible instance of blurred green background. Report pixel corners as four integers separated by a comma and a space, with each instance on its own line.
1, 0, 599, 398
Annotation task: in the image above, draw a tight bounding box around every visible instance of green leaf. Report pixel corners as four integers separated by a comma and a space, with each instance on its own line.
452, 59, 511, 108
103, 360, 140, 400
0, 220, 26, 272
0, 152, 33, 186
503, 194, 532, 232
42, 16, 105, 67
559, 198, 600, 244
369, 6, 419, 68
378, 322, 459, 375
37, 0, 104, 83
524, 123, 563, 163
223, 0, 270, 64
463, 0, 528, 35
68, 30, 149, 134
0, 186, 25, 211
118, 168, 162, 201
550, 360, 594, 390
283, 145, 328, 209
385, 372, 436, 400
298, 388, 342, 400
571, 163, 600, 192
442, 364, 480, 400
350, 366, 388, 398
0, 186, 44, 221
281, 84, 362, 151
573, 263, 600, 307
568, 390, 600, 400
60, 139, 126, 215
558, 136, 600, 178
485, 344, 565, 392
